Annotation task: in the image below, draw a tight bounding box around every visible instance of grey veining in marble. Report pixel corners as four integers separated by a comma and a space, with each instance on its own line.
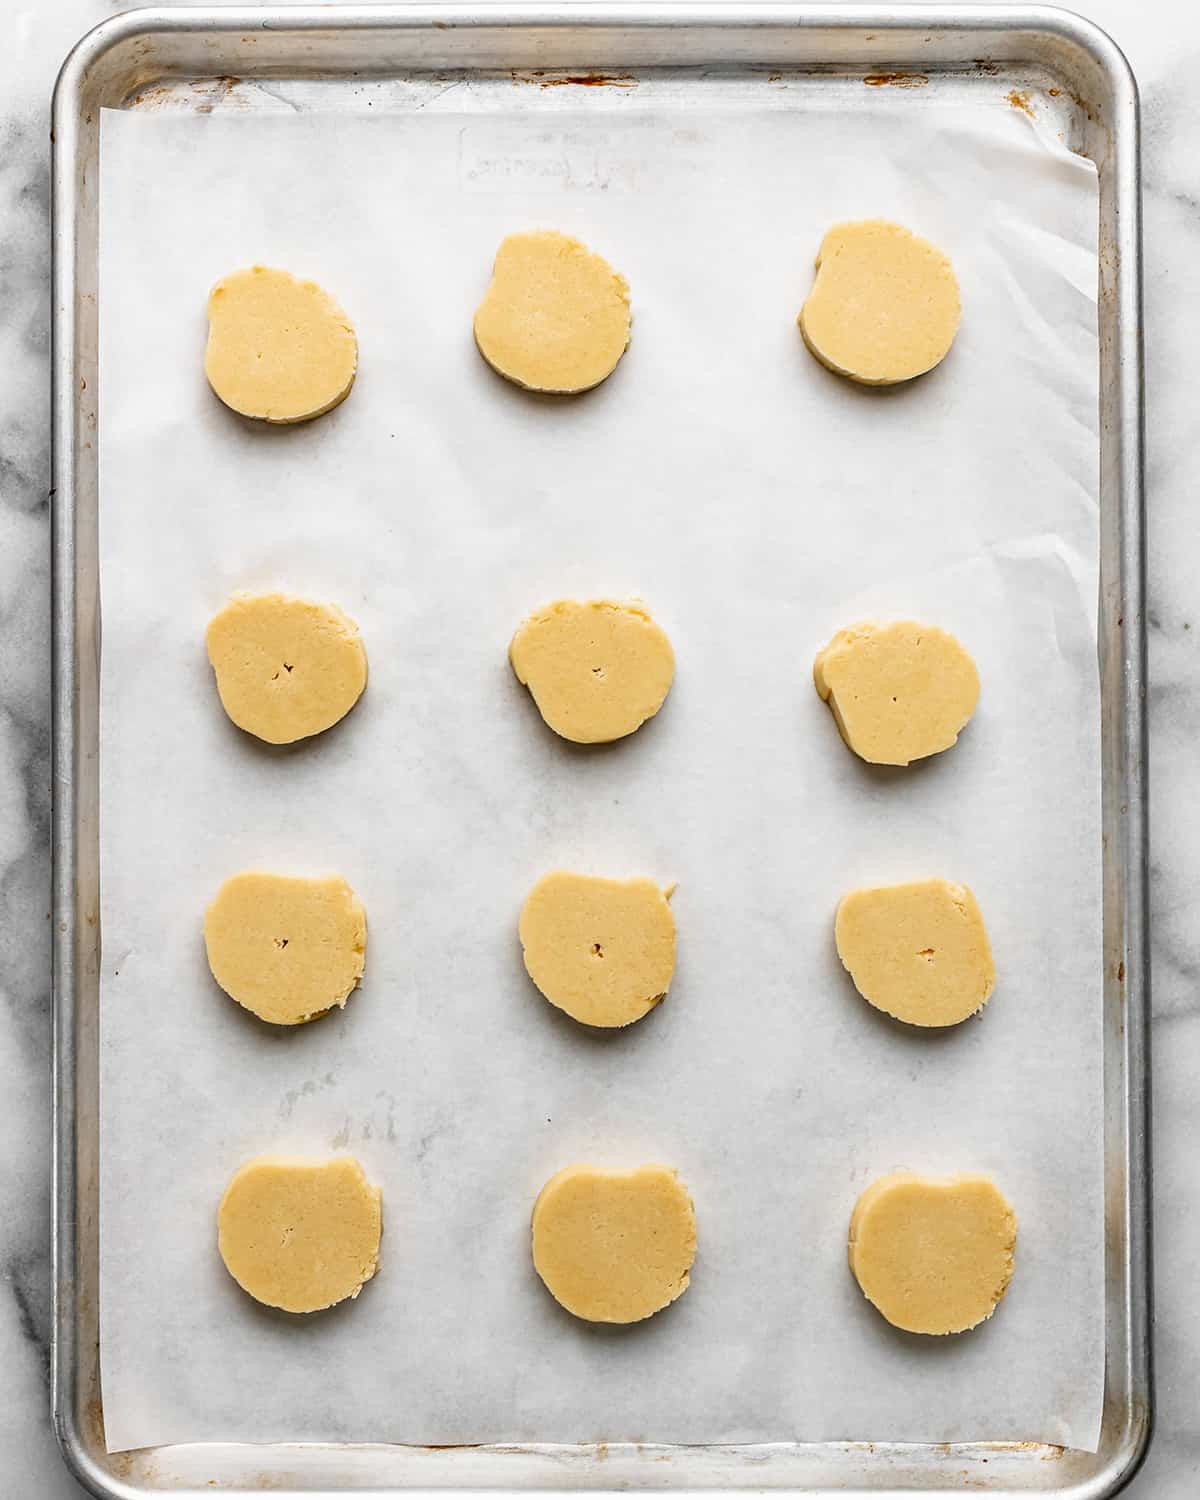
0, 1, 1196, 1494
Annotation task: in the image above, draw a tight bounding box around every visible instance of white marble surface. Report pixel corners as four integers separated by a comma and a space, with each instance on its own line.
0, 1, 1193, 1493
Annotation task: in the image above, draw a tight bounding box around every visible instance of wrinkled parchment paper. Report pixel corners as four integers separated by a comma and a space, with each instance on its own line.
98, 88, 1102, 1454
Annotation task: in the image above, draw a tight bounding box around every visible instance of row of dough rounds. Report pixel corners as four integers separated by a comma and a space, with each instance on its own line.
204, 596, 989, 1031
205, 869, 995, 1032
203, 219, 960, 422
207, 593, 981, 762
217, 1155, 1017, 1335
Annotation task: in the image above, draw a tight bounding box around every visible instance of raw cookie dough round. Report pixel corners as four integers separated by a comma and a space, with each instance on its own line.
509, 598, 674, 744
206, 592, 368, 745
205, 872, 366, 1026
218, 1154, 382, 1313
519, 871, 676, 1028
205, 265, 358, 422
532, 1163, 696, 1323
798, 220, 961, 385
836, 878, 995, 1027
474, 230, 631, 393
814, 620, 979, 766
848, 1171, 1017, 1334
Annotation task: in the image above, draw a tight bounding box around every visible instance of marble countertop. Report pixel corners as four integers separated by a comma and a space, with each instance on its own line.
1, 1, 1193, 1494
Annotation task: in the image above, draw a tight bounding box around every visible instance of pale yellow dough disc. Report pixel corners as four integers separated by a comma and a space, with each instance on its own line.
204, 872, 366, 1026
848, 1171, 1017, 1334
474, 230, 631, 393
836, 878, 995, 1028
206, 592, 368, 745
814, 620, 979, 766
798, 220, 961, 385
218, 1154, 382, 1313
205, 265, 358, 422
519, 871, 675, 1028
532, 1163, 696, 1323
509, 598, 674, 744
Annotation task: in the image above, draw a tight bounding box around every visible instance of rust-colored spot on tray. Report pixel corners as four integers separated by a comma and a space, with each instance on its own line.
1007, 89, 1035, 117
1060, 86, 1100, 124
863, 72, 928, 89
192, 76, 241, 114
127, 83, 173, 109
1048, 85, 1062, 96
973, 59, 1002, 76
85, 1397, 105, 1449
1118, 960, 1126, 983
539, 73, 636, 88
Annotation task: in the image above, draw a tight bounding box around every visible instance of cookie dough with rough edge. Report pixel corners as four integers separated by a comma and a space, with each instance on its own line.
799, 220, 961, 385
848, 1171, 1017, 1334
814, 620, 979, 766
519, 871, 676, 1028
204, 872, 366, 1026
509, 598, 674, 744
836, 878, 995, 1027
205, 265, 358, 423
206, 592, 368, 745
532, 1163, 696, 1323
474, 230, 631, 393
217, 1154, 382, 1313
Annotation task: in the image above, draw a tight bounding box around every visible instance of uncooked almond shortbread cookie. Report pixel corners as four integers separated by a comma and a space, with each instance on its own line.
814, 620, 979, 766
204, 872, 366, 1026
848, 1171, 1017, 1334
206, 592, 367, 745
799, 220, 960, 384
519, 871, 676, 1028
835, 878, 995, 1027
205, 266, 358, 422
474, 230, 631, 393
532, 1163, 696, 1323
510, 598, 674, 743
218, 1154, 382, 1313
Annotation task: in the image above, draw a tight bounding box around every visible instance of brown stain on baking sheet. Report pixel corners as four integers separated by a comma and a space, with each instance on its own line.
538, 73, 637, 88
127, 76, 241, 111
863, 72, 928, 89
126, 82, 173, 109
1007, 89, 1036, 117
192, 76, 241, 114
85, 1398, 106, 1452
1067, 85, 1100, 123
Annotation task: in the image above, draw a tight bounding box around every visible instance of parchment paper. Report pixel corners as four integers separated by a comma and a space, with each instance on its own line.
98, 90, 1103, 1455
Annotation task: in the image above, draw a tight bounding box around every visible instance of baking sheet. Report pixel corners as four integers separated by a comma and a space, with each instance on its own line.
97, 90, 1103, 1456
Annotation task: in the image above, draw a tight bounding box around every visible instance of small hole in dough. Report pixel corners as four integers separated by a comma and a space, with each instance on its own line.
591, 943, 604, 959
917, 947, 935, 961
283, 662, 294, 673
274, 937, 289, 950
